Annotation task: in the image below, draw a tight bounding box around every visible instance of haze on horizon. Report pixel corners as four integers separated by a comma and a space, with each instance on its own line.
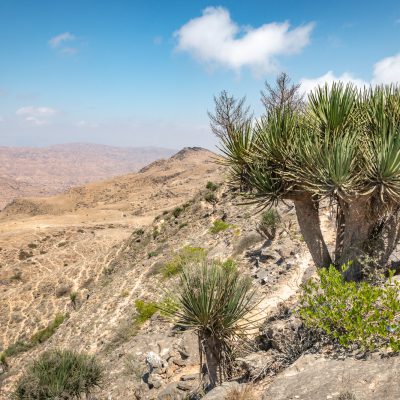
1, 0, 400, 150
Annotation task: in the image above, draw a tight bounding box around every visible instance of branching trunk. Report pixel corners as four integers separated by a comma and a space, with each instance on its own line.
293, 194, 332, 268
339, 197, 377, 280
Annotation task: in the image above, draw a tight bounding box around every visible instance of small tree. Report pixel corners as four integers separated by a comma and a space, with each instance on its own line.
209, 76, 400, 280
161, 262, 256, 388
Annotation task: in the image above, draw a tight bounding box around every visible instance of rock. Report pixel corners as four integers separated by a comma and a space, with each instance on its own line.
202, 382, 240, 399
236, 350, 279, 379
172, 357, 187, 367
180, 373, 198, 381
262, 317, 302, 353
146, 351, 166, 372
177, 381, 195, 391
157, 383, 186, 400
263, 354, 400, 400
233, 233, 264, 256
148, 373, 163, 389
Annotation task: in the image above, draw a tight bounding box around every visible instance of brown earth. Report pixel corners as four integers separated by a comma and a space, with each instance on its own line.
0, 143, 176, 209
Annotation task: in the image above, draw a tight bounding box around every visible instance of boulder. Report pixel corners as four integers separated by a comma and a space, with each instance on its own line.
202, 382, 240, 400
236, 350, 279, 379
157, 383, 186, 400
263, 354, 400, 400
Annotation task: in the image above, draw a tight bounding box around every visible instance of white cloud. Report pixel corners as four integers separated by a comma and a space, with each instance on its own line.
300, 53, 400, 93
372, 54, 400, 84
48, 32, 75, 48
300, 71, 368, 93
175, 6, 314, 74
76, 120, 99, 128
16, 106, 57, 126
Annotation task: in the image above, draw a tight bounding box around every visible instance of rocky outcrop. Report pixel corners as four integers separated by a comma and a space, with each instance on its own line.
263, 353, 400, 400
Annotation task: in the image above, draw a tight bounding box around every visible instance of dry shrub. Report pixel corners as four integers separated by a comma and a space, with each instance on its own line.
225, 384, 258, 400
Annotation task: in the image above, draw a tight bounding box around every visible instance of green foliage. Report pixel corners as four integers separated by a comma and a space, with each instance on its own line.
300, 265, 400, 351
206, 181, 219, 191
148, 251, 158, 258
204, 192, 217, 203
216, 258, 237, 274
0, 352, 8, 367
210, 219, 230, 234
134, 300, 158, 324
134, 228, 145, 236
70, 291, 78, 307
159, 262, 256, 384
2, 314, 67, 361
160, 246, 206, 278
30, 314, 66, 345
260, 209, 280, 229
172, 207, 183, 218
14, 349, 102, 399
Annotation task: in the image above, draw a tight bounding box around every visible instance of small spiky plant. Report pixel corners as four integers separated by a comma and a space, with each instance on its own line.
161, 262, 256, 388
14, 349, 103, 399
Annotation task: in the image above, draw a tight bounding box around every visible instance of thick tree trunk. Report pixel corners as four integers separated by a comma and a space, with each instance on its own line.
338, 197, 376, 281
204, 336, 220, 389
293, 194, 332, 268
334, 201, 345, 263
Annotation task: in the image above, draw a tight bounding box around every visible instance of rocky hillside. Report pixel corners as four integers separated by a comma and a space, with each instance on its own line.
0, 143, 176, 209
1, 148, 399, 400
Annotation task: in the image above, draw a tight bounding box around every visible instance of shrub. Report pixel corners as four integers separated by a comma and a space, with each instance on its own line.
204, 192, 217, 203
172, 207, 183, 218
300, 265, 400, 351
206, 181, 219, 191
160, 246, 206, 278
134, 228, 144, 236
338, 392, 358, 400
148, 251, 158, 258
226, 385, 258, 400
134, 300, 158, 324
260, 209, 280, 229
70, 291, 78, 308
160, 262, 256, 388
210, 219, 230, 234
14, 349, 102, 399
217, 258, 237, 274
30, 314, 66, 345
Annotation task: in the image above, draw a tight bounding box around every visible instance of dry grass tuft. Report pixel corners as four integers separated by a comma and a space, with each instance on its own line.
225, 384, 258, 400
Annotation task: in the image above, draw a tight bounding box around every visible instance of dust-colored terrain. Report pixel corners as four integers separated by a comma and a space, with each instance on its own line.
0, 143, 176, 209
1, 147, 399, 400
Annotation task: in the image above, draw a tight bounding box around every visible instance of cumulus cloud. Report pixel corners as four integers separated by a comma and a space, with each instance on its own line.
372, 54, 400, 84
300, 71, 368, 93
16, 106, 57, 126
175, 6, 314, 74
300, 53, 400, 93
48, 32, 75, 48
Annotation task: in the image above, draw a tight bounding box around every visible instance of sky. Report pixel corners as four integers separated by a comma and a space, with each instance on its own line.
1, 0, 400, 150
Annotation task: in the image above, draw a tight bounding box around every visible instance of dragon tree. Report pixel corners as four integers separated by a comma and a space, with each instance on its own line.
209, 74, 400, 280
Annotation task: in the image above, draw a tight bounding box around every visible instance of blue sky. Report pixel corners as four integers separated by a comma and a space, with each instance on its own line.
1, 0, 400, 150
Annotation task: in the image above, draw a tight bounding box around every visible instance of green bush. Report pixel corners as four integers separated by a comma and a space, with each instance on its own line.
14, 349, 102, 399
260, 209, 280, 229
1, 314, 67, 361
206, 181, 219, 191
134, 300, 158, 324
30, 314, 66, 345
134, 228, 145, 236
204, 192, 217, 203
160, 246, 206, 278
172, 207, 183, 218
219, 258, 237, 273
210, 219, 230, 234
300, 265, 400, 351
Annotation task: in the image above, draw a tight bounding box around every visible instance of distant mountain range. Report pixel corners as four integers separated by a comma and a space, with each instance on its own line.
0, 143, 176, 208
